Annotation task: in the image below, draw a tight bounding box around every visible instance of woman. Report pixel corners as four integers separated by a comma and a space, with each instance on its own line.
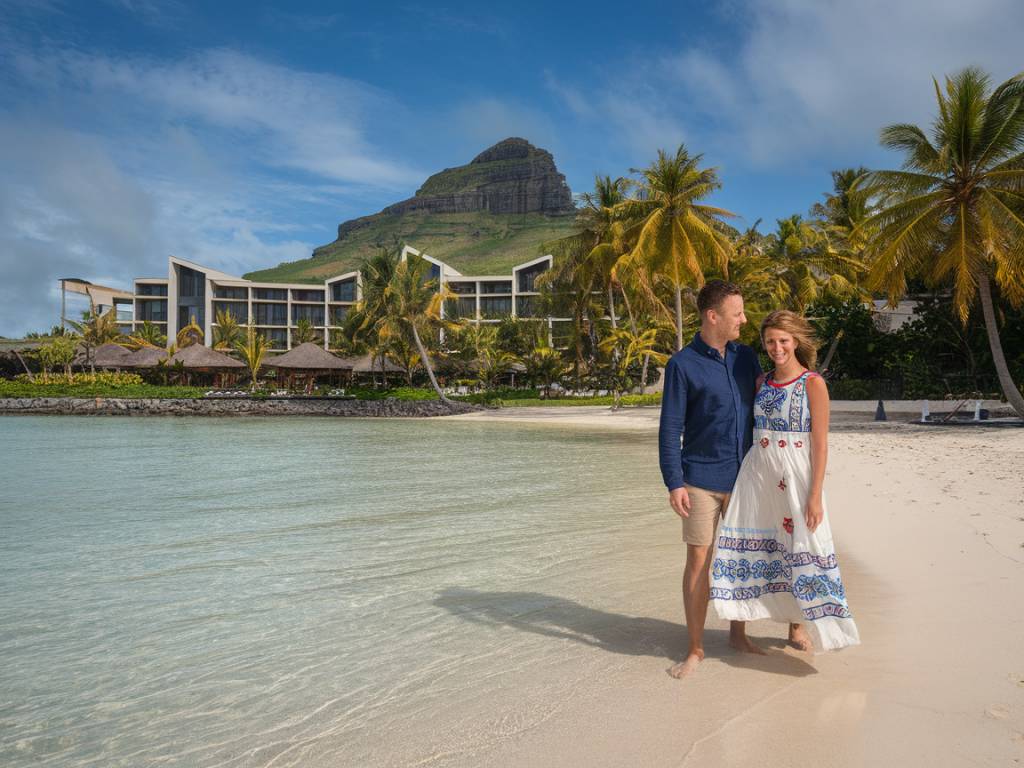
710, 310, 859, 652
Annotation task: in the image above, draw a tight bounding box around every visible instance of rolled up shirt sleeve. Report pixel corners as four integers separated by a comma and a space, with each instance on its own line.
658, 356, 687, 491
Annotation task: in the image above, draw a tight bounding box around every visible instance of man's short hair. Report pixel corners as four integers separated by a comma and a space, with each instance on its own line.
697, 280, 743, 315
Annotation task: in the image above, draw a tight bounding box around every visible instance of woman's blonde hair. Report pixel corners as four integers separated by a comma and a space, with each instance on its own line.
761, 310, 818, 371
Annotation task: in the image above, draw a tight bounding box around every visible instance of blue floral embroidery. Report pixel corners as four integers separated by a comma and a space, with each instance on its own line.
792, 574, 845, 601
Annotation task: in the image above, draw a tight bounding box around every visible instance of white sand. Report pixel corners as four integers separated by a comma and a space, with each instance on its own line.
424, 408, 1024, 766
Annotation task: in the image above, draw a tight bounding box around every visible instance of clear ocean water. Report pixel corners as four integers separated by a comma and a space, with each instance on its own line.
0, 415, 670, 767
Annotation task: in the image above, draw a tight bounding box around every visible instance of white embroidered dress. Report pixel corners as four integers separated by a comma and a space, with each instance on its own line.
710, 370, 860, 651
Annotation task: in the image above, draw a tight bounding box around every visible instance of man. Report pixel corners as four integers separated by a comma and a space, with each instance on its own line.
658, 279, 764, 679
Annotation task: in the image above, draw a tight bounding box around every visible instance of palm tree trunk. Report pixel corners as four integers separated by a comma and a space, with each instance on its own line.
607, 284, 618, 330
410, 323, 453, 405
640, 352, 650, 394
978, 273, 1024, 418
674, 285, 684, 352
620, 284, 638, 335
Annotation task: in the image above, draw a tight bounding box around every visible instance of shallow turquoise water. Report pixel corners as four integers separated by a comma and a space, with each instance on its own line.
0, 416, 669, 767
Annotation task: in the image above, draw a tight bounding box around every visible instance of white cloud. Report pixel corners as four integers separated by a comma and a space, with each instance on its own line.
11, 46, 424, 189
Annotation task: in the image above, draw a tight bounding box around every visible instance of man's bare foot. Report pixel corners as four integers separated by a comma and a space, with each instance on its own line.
669, 649, 705, 679
788, 623, 813, 652
729, 633, 767, 655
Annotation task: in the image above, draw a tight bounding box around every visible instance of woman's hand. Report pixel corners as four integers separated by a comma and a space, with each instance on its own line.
805, 496, 824, 533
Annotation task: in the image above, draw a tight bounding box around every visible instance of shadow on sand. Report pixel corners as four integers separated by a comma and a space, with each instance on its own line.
434, 587, 817, 678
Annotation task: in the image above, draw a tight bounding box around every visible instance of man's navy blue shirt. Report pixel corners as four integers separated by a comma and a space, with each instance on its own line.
658, 333, 762, 493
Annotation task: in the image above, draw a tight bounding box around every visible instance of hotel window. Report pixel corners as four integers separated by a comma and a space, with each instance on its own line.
329, 305, 349, 325
480, 280, 512, 295
516, 296, 538, 318
178, 266, 204, 297
292, 289, 325, 302
260, 328, 288, 349
291, 305, 325, 325
480, 296, 512, 319
136, 283, 168, 296
445, 297, 477, 320
137, 300, 167, 322
253, 288, 287, 301
517, 263, 548, 293
253, 302, 287, 326
214, 286, 247, 300
213, 302, 248, 324
447, 281, 476, 295
331, 280, 356, 302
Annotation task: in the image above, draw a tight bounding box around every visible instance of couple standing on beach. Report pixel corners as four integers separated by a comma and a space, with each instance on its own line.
658, 280, 860, 679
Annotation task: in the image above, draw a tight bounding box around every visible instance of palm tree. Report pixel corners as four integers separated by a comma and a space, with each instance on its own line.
68, 306, 123, 372
598, 327, 669, 409
176, 315, 203, 348
377, 253, 454, 404
578, 175, 632, 329
125, 321, 167, 350
766, 215, 866, 312
291, 317, 319, 346
857, 67, 1024, 416
521, 344, 566, 398
212, 310, 243, 351
235, 328, 268, 391
614, 145, 735, 351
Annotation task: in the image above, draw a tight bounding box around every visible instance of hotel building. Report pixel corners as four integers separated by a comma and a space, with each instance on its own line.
65, 245, 568, 350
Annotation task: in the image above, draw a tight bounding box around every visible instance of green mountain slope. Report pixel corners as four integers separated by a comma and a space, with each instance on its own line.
244, 211, 578, 283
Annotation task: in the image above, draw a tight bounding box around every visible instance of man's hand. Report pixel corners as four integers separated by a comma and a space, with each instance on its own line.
669, 487, 692, 518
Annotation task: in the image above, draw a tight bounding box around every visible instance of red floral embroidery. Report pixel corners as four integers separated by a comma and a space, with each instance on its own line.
760, 437, 770, 448
778, 479, 787, 491
778, 439, 787, 448
782, 517, 794, 534
794, 441, 803, 448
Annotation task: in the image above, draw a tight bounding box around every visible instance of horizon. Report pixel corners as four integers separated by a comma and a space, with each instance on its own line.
1, 0, 1022, 336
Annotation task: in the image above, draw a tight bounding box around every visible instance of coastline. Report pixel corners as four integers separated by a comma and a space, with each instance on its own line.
0, 396, 480, 417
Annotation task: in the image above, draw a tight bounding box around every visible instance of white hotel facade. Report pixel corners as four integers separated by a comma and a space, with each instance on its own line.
87, 245, 564, 350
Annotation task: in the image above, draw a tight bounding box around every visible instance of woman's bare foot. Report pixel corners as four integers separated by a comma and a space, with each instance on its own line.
788, 623, 813, 652
669, 649, 705, 679
729, 623, 767, 655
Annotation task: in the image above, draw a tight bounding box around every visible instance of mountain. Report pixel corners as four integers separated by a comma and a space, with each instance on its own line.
244, 138, 578, 283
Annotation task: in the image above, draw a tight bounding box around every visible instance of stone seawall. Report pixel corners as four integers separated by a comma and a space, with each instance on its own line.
0, 397, 481, 417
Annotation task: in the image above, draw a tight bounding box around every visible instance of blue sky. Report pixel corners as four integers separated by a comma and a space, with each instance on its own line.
1, 0, 1022, 336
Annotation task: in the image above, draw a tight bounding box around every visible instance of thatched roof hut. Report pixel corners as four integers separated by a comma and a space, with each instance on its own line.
75, 343, 133, 368
265, 343, 351, 371
341, 353, 404, 374
167, 344, 245, 370
120, 345, 168, 368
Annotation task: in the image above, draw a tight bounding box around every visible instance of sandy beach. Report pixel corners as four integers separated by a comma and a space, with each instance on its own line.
424, 406, 1024, 767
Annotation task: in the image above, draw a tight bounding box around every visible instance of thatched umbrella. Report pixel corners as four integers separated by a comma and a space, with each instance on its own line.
167, 344, 245, 387
73, 342, 133, 369
120, 345, 168, 368
265, 342, 351, 392
338, 353, 404, 387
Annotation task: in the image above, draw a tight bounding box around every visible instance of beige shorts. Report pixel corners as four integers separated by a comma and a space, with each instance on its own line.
681, 485, 731, 547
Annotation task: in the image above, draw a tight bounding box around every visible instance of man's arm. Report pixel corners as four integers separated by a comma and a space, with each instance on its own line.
658, 357, 691, 516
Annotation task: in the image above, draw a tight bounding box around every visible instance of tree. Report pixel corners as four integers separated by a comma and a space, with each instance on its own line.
68, 307, 123, 373
235, 328, 268, 390
176, 315, 203, 348
375, 253, 454, 403
614, 145, 734, 351
521, 344, 566, 399
598, 327, 669, 409
212, 310, 243, 351
125, 321, 167, 350
857, 67, 1024, 416
38, 335, 77, 379
291, 317, 319, 346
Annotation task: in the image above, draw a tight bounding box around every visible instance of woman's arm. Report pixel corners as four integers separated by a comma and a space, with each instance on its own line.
805, 374, 830, 533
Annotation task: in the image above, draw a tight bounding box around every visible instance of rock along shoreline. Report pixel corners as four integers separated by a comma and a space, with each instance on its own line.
0, 397, 482, 417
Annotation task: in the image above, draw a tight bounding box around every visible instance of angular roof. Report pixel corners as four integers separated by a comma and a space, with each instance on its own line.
265, 342, 351, 370
167, 344, 245, 369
